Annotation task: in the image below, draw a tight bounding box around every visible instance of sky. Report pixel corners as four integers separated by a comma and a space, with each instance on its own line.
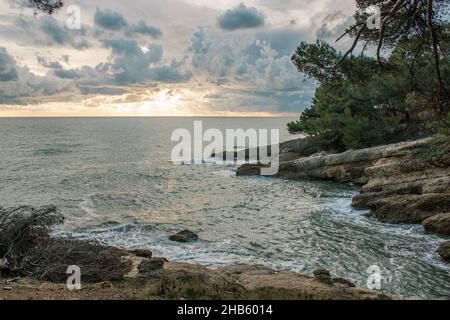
0, 0, 356, 116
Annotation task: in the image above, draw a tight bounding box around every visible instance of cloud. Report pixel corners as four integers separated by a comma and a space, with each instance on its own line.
94, 9, 162, 39
188, 28, 315, 113
94, 8, 128, 30
0, 47, 18, 81
189, 28, 311, 91
11, 15, 90, 49
0, 48, 75, 105
256, 28, 308, 57
37, 56, 63, 69
316, 11, 353, 40
100, 39, 191, 84
2, 0, 355, 113
127, 20, 162, 39
218, 3, 265, 31
78, 85, 128, 95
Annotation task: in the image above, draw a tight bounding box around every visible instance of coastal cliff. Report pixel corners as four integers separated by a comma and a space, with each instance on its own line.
237, 136, 450, 262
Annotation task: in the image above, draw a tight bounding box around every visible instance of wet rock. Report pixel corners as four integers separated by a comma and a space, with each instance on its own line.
313, 269, 333, 285
423, 213, 450, 236
127, 249, 153, 259
169, 230, 199, 243
438, 241, 450, 262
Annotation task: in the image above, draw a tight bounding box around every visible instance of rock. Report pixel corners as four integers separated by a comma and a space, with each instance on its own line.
218, 265, 400, 300
438, 241, 450, 262
353, 137, 450, 227
127, 249, 153, 259
169, 230, 199, 243
367, 193, 450, 224
138, 258, 168, 278
247, 139, 436, 184
159, 262, 244, 299
333, 278, 356, 287
2, 287, 12, 291
423, 213, 450, 236
93, 281, 114, 289
236, 164, 263, 176
313, 269, 333, 285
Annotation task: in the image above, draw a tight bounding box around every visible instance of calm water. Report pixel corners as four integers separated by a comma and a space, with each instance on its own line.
0, 117, 449, 299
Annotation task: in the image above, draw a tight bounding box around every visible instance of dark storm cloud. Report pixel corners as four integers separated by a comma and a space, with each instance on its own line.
218, 3, 265, 31
94, 8, 128, 30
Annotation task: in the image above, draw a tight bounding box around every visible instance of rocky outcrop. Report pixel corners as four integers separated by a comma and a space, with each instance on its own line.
239, 138, 440, 184
352, 137, 450, 225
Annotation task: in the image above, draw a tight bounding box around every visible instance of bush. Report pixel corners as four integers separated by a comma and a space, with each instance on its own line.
0, 206, 131, 282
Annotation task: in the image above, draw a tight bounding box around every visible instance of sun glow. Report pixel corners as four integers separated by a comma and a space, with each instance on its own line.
138, 89, 181, 114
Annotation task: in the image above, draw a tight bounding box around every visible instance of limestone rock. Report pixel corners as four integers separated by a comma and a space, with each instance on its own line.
367, 193, 450, 224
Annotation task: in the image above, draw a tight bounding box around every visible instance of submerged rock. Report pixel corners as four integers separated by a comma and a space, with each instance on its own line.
438, 242, 450, 262
169, 230, 199, 243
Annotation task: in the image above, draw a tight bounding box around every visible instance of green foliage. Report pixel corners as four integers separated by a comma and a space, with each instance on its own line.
289, 1, 449, 151
289, 32, 449, 150
435, 113, 450, 136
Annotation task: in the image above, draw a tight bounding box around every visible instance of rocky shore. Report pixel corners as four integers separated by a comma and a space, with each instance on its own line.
0, 206, 408, 300
237, 135, 450, 262
0, 246, 405, 300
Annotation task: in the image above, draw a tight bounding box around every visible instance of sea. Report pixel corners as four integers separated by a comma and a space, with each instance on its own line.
0, 117, 449, 299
